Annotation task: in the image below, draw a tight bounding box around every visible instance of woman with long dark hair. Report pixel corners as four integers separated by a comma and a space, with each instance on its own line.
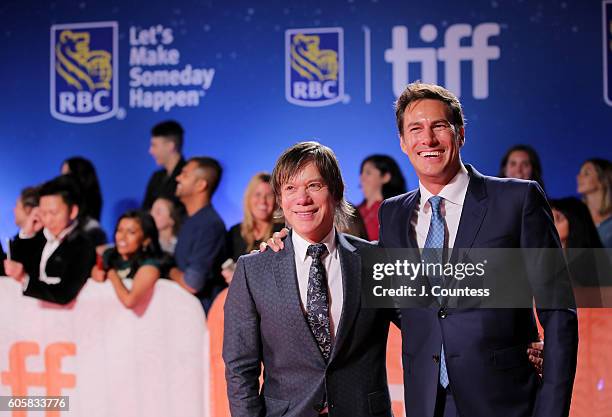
358, 154, 407, 240
498, 144, 546, 191
62, 156, 103, 221
91, 210, 165, 308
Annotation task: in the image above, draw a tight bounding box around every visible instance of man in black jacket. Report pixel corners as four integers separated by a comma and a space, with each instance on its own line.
142, 120, 186, 210
4, 175, 96, 305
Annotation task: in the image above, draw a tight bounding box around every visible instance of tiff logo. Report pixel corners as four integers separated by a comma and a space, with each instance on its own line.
385, 23, 500, 99
1, 342, 76, 417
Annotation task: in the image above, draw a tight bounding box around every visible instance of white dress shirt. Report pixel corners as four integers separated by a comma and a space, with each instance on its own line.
21, 222, 79, 288
292, 228, 344, 339
412, 164, 470, 250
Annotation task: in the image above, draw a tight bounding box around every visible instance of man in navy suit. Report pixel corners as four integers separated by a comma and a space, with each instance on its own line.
379, 82, 578, 417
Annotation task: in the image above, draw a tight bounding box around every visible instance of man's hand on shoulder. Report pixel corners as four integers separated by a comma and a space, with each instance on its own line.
256, 227, 290, 253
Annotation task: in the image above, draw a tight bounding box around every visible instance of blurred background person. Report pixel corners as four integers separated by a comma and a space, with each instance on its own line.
61, 158, 107, 247
13, 186, 40, 231
498, 144, 546, 191
150, 197, 183, 255
142, 120, 186, 210
550, 197, 604, 250
92, 211, 165, 309
550, 197, 610, 304
3, 175, 96, 304
357, 154, 407, 241
223, 173, 284, 284
169, 157, 227, 313
61, 156, 103, 221
577, 158, 612, 248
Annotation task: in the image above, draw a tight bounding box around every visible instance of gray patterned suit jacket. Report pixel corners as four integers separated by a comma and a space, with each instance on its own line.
223, 230, 397, 417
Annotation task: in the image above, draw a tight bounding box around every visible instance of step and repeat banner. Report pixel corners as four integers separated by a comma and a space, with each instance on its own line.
0, 1, 611, 237
1, 279, 612, 417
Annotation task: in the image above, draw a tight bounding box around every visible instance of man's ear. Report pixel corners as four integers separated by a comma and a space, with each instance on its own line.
196, 178, 209, 194
457, 126, 465, 147
70, 205, 79, 221
399, 134, 409, 155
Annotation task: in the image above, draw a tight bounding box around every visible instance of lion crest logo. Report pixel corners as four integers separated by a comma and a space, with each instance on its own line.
286, 28, 344, 107
50, 22, 118, 123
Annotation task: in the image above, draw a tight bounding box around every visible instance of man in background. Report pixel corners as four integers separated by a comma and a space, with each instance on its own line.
142, 120, 186, 210
169, 157, 226, 313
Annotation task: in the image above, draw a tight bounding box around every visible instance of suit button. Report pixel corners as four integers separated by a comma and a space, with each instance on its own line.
329, 403, 335, 409
438, 307, 447, 319
432, 354, 440, 363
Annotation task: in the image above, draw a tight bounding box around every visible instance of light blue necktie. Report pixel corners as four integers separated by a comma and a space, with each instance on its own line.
424, 195, 449, 388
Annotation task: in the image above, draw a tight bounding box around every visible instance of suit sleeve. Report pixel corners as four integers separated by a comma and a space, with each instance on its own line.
378, 199, 387, 249
222, 257, 263, 417
23, 240, 96, 305
521, 182, 578, 417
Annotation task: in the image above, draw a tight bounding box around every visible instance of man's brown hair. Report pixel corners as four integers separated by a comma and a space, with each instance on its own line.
395, 82, 465, 137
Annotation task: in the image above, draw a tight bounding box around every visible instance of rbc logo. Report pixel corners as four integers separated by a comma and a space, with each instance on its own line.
385, 23, 500, 99
50, 21, 118, 123
286, 28, 344, 106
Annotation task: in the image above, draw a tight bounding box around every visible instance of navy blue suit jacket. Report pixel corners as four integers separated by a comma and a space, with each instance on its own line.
378, 165, 578, 417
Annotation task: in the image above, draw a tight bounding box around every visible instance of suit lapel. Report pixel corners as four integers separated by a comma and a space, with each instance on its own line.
443, 166, 488, 307
401, 191, 421, 249
273, 233, 327, 365
329, 234, 361, 364
450, 165, 488, 261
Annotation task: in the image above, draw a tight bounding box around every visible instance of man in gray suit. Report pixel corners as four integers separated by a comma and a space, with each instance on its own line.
223, 141, 397, 417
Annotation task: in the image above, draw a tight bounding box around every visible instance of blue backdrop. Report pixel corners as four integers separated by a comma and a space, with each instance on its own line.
1, 0, 611, 240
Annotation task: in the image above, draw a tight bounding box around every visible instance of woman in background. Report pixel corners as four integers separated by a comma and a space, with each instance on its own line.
150, 197, 183, 255
61, 157, 107, 247
549, 197, 609, 290
92, 211, 165, 309
498, 144, 546, 191
357, 154, 407, 241
223, 173, 284, 283
62, 156, 103, 221
577, 158, 612, 247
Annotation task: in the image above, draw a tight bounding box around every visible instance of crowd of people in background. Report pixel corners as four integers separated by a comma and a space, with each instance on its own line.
1, 119, 610, 313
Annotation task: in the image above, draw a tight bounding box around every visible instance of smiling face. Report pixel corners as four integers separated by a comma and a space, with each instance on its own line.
505, 150, 533, 180
249, 181, 275, 223
176, 161, 205, 200
115, 217, 148, 260
400, 99, 464, 193
280, 162, 335, 243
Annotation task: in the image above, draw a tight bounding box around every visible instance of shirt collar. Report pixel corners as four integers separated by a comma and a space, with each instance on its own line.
292, 227, 337, 262
43, 220, 78, 243
418, 163, 470, 208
